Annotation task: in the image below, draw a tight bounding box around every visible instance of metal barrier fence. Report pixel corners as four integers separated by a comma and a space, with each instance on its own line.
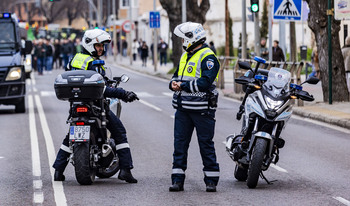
218, 57, 305, 106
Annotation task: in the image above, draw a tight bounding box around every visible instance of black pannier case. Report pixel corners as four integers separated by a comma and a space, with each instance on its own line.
54, 70, 105, 101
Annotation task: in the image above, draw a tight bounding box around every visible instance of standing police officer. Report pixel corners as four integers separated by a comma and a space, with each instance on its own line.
169, 22, 220, 192
53, 29, 138, 183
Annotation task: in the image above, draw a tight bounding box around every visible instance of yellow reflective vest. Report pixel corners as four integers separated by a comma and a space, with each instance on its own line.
172, 47, 219, 111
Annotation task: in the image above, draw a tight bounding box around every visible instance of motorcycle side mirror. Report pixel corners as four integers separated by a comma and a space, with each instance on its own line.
302, 76, 319, 85
120, 74, 129, 83
238, 61, 252, 71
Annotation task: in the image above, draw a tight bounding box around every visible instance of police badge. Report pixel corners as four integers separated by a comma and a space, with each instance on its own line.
206, 60, 214, 70
187, 66, 193, 73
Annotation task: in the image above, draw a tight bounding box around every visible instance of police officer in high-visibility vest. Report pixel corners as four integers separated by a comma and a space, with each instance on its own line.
169, 22, 220, 192
53, 29, 138, 183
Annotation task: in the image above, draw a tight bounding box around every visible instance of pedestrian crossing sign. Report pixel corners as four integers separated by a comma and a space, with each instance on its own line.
273, 0, 302, 21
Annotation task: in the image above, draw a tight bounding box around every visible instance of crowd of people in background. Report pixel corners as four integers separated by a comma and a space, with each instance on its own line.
30, 37, 82, 75
130, 38, 169, 67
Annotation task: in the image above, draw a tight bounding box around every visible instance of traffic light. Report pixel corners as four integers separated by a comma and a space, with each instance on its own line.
250, 0, 259, 13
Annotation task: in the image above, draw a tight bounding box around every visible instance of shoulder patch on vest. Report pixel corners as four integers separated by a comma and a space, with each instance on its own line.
206, 60, 214, 70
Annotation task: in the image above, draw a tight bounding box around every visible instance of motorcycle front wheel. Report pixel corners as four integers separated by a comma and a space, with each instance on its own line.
247, 138, 267, 188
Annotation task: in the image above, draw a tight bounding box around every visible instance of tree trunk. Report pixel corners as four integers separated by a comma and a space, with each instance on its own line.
306, 0, 349, 102
159, 0, 210, 67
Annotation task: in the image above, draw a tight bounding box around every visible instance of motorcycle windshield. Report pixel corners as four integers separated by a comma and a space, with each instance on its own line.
104, 66, 112, 80
263, 67, 291, 98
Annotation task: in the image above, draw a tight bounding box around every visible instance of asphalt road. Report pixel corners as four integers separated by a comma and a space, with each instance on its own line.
0, 64, 350, 206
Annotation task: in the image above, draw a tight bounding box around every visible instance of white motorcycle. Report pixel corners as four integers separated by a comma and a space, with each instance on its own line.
226, 57, 319, 188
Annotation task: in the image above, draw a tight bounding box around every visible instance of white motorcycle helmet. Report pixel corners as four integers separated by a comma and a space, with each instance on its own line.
82, 29, 111, 56
174, 22, 206, 52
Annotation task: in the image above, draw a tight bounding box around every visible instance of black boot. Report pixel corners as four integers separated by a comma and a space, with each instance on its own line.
169, 182, 184, 192
206, 182, 216, 192
118, 169, 138, 183
54, 170, 65, 181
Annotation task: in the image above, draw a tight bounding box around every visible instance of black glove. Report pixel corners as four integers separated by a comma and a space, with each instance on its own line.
123, 91, 139, 102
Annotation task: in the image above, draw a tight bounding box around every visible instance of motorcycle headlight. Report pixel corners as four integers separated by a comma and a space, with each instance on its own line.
6, 67, 22, 81
265, 96, 283, 110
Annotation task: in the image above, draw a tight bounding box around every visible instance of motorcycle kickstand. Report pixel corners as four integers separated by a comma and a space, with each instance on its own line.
260, 172, 277, 185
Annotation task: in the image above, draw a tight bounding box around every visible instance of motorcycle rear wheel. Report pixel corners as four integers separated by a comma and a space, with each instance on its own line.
73, 142, 96, 185
247, 138, 267, 188
234, 165, 248, 181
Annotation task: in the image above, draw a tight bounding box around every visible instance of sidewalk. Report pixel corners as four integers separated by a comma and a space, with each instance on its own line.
107, 56, 350, 130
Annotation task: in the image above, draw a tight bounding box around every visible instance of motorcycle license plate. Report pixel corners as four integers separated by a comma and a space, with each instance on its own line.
69, 126, 90, 141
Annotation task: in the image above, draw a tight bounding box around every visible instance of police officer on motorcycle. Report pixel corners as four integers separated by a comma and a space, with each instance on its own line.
53, 29, 138, 183
169, 22, 220, 192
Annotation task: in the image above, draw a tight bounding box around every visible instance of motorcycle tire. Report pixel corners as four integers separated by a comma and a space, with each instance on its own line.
247, 138, 267, 189
234, 165, 248, 181
73, 142, 96, 185
96, 157, 120, 178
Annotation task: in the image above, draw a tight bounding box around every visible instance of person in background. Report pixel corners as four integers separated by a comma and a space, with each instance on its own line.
272, 40, 285, 62
34, 38, 46, 75
122, 38, 128, 57
209, 41, 217, 55
309, 48, 320, 79
74, 38, 83, 55
45, 38, 54, 74
61, 39, 73, 69
158, 38, 168, 66
53, 39, 62, 69
260, 38, 269, 60
132, 39, 138, 61
140, 41, 149, 67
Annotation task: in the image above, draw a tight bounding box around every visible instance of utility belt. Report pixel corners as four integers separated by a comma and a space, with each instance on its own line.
172, 89, 218, 111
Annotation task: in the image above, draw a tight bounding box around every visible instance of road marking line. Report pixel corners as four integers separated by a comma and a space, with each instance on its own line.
40, 91, 56, 97
139, 99, 162, 111
33, 191, 44, 204
163, 92, 173, 97
29, 95, 45, 204
34, 95, 67, 206
33, 180, 42, 190
170, 115, 175, 119
33, 86, 38, 92
28, 95, 42, 177
135, 92, 154, 98
333, 197, 350, 206
270, 164, 288, 173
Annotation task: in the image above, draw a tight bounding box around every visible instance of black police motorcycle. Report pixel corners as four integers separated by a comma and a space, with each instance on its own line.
226, 57, 319, 188
54, 63, 129, 185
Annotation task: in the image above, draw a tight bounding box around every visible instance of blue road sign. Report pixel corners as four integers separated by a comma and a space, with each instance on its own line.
149, 11, 160, 28
273, 0, 302, 21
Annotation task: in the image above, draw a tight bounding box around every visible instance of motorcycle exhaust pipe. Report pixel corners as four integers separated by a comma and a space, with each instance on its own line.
102, 144, 113, 157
